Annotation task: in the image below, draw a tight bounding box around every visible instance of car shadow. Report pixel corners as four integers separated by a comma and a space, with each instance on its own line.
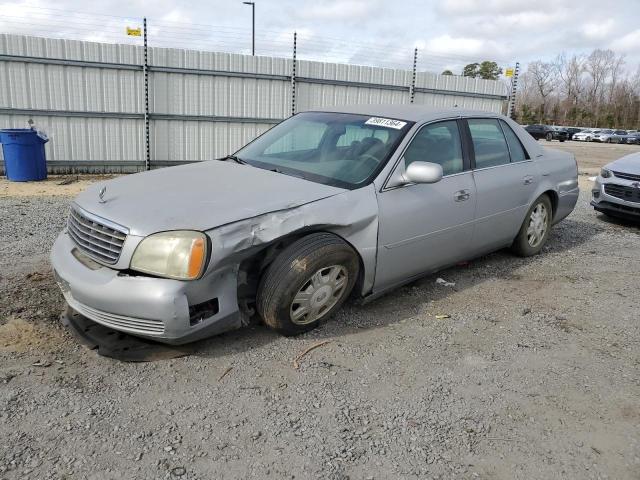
191, 217, 603, 360
594, 211, 640, 230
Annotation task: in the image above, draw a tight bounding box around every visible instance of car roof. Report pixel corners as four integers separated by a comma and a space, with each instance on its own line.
307, 104, 503, 122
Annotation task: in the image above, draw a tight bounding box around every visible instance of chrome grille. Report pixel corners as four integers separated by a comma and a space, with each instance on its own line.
67, 206, 128, 264
612, 170, 640, 182
604, 184, 640, 203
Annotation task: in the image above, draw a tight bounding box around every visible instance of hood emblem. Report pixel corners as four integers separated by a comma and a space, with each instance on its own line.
98, 186, 107, 203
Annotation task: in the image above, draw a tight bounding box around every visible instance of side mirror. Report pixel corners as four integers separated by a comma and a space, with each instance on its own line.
403, 161, 443, 184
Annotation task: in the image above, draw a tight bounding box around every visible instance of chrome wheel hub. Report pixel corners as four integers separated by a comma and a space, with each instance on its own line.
290, 265, 348, 325
526, 203, 548, 247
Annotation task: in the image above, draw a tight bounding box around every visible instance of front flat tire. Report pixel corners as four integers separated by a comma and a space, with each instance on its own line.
257, 233, 359, 336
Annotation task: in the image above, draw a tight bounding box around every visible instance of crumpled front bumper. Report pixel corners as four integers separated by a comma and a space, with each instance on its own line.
50, 231, 243, 344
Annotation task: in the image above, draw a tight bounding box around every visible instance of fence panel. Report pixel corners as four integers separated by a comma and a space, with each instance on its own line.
0, 33, 508, 173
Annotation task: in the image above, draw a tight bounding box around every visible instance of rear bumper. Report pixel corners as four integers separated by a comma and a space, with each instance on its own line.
50, 231, 243, 344
554, 187, 579, 224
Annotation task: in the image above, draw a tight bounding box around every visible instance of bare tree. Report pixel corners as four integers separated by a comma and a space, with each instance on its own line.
515, 49, 639, 129
527, 61, 558, 122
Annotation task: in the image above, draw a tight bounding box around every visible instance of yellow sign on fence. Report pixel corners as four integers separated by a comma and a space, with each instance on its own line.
126, 27, 142, 37
505, 68, 514, 78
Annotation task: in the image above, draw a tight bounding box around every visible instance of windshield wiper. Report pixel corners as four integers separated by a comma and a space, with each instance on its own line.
219, 155, 247, 165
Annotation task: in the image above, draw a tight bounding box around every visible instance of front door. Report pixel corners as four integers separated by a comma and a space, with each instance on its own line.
374, 119, 477, 291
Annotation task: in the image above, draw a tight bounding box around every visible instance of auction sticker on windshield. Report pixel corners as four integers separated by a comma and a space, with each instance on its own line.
364, 117, 407, 129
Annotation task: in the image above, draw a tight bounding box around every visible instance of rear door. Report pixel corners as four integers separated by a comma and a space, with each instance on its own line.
374, 119, 476, 290
465, 118, 539, 254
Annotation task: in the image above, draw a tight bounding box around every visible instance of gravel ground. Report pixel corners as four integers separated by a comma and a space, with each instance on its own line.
1, 143, 639, 479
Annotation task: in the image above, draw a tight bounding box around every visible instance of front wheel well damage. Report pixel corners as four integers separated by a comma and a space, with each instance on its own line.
236, 229, 365, 317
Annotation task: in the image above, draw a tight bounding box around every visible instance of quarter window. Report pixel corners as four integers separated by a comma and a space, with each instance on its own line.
500, 120, 529, 162
403, 120, 464, 176
468, 118, 511, 169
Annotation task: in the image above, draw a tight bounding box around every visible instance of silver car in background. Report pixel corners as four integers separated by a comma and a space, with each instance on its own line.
592, 152, 640, 219
573, 129, 597, 141
592, 129, 615, 143
50, 106, 579, 344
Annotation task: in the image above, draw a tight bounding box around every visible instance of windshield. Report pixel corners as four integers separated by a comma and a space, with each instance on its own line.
235, 112, 413, 189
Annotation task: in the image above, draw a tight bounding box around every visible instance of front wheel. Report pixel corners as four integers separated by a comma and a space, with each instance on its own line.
511, 195, 553, 257
545, 132, 553, 141
257, 233, 359, 336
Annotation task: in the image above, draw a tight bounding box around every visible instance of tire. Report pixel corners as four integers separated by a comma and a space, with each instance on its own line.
545, 132, 553, 141
586, 137, 592, 142
256, 233, 359, 336
560, 138, 566, 143
606, 138, 611, 143
511, 195, 553, 257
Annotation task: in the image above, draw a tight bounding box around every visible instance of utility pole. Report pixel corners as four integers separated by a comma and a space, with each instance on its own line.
143, 17, 150, 171
507, 62, 520, 120
243, 1, 255, 55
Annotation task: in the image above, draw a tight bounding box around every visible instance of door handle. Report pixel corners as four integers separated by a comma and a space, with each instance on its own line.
454, 189, 471, 202
523, 175, 534, 185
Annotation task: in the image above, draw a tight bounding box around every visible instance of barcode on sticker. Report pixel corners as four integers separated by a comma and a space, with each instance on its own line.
364, 117, 407, 129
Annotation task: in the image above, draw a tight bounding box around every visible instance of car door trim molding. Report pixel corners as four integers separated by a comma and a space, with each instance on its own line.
383, 217, 477, 249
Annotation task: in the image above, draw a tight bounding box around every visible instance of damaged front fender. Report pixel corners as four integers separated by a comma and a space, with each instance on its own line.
205, 184, 380, 295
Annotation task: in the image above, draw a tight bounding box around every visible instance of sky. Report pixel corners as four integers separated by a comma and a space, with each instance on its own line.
1, 0, 639, 75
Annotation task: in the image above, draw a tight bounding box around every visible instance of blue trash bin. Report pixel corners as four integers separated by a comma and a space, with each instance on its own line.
0, 128, 49, 182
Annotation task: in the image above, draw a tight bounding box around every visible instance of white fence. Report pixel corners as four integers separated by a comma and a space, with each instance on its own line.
0, 34, 508, 173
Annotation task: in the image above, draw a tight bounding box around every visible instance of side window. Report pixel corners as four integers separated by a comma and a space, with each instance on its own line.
468, 118, 511, 169
403, 120, 464, 176
500, 120, 529, 162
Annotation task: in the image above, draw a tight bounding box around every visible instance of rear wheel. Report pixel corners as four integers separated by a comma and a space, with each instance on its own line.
256, 233, 359, 336
511, 195, 553, 257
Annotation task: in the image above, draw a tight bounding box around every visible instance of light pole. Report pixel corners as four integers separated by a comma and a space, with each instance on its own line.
243, 1, 255, 56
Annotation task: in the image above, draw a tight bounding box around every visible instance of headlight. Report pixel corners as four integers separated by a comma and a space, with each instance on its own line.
131, 231, 208, 280
600, 168, 612, 178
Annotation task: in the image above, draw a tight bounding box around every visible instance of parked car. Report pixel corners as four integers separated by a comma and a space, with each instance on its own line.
564, 127, 582, 140
592, 129, 616, 142
573, 129, 597, 141
51, 106, 579, 344
626, 133, 640, 145
610, 130, 631, 144
524, 124, 567, 142
592, 152, 640, 219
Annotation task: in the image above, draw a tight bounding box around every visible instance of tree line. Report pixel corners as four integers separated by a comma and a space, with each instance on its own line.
515, 50, 640, 129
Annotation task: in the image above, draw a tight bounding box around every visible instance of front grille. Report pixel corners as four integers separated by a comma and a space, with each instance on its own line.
67, 206, 128, 264
604, 184, 640, 203
612, 170, 640, 182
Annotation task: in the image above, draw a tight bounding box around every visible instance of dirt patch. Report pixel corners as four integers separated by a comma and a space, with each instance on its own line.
0, 317, 65, 353
0, 174, 118, 198
547, 140, 639, 175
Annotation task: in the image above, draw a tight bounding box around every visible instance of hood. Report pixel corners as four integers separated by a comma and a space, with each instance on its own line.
74, 161, 345, 236
606, 152, 640, 175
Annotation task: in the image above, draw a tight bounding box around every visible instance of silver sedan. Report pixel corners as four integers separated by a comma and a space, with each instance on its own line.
51, 106, 579, 344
